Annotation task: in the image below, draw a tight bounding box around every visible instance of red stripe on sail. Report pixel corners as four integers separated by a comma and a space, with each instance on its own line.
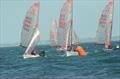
24, 19, 31, 24
67, 0, 72, 4
23, 16, 32, 31
64, 7, 68, 13
109, 1, 113, 5
109, 20, 112, 26
63, 31, 67, 35
34, 2, 40, 8
24, 17, 31, 26
106, 39, 110, 48
60, 19, 66, 28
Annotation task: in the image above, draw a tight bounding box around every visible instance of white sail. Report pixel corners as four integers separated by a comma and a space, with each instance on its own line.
50, 20, 58, 46
105, 0, 114, 48
96, 0, 114, 47
21, 2, 40, 47
21, 2, 40, 56
57, 0, 73, 50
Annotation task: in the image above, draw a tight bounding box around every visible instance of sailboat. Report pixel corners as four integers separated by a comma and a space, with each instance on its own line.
20, 2, 40, 59
50, 20, 58, 47
96, 0, 119, 51
57, 0, 87, 57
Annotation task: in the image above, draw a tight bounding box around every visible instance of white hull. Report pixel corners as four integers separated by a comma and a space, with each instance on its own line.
103, 48, 113, 52
56, 48, 63, 51
23, 54, 40, 59
66, 51, 78, 57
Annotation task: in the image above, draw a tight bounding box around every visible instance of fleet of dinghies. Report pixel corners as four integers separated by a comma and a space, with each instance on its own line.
20, 0, 119, 59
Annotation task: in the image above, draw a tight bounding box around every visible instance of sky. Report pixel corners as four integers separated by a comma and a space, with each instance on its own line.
0, 0, 120, 45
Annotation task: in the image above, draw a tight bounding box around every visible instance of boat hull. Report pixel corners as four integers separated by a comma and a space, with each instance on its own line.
23, 54, 40, 59
103, 48, 113, 52
66, 51, 78, 57
56, 48, 63, 51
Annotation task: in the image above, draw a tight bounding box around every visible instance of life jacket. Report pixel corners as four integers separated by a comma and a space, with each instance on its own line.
76, 46, 87, 57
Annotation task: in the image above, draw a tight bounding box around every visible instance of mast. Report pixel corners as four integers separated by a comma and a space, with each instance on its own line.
67, 0, 73, 46
105, 0, 114, 48
71, 0, 73, 46
110, 0, 114, 45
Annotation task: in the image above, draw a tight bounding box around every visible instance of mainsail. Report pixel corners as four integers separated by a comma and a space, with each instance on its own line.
50, 20, 58, 46
57, 0, 73, 50
21, 2, 40, 55
96, 0, 114, 48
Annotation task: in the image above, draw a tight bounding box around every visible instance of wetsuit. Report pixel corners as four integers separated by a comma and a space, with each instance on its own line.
39, 50, 45, 57
31, 50, 36, 55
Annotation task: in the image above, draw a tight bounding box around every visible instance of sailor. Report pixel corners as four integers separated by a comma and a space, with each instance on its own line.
39, 50, 45, 57
76, 46, 87, 56
108, 45, 111, 49
116, 45, 119, 49
113, 45, 120, 50
107, 45, 113, 49
67, 46, 72, 51
31, 50, 36, 55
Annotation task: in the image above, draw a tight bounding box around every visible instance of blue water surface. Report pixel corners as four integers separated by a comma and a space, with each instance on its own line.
0, 41, 120, 79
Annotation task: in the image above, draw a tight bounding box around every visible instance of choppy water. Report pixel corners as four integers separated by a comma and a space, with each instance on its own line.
0, 41, 120, 79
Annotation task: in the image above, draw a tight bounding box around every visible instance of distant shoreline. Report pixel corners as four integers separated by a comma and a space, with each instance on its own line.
0, 37, 119, 48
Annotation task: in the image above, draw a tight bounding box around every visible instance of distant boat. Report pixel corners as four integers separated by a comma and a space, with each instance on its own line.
50, 20, 58, 46
20, 2, 40, 59
96, 0, 119, 50
57, 0, 87, 57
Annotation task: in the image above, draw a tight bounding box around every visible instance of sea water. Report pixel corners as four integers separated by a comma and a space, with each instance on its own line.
0, 41, 120, 79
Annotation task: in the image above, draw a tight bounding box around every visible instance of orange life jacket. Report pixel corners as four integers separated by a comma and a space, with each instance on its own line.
76, 46, 87, 57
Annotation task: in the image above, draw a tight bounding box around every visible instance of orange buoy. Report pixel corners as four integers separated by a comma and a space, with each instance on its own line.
76, 46, 87, 57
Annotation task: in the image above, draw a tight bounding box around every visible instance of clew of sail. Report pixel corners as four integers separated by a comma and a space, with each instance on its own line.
57, 0, 73, 51
96, 0, 114, 46
50, 20, 58, 46
21, 2, 40, 55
